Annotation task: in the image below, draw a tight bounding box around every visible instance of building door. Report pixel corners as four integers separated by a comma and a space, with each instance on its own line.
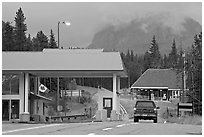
11, 100, 19, 119
103, 98, 112, 118
2, 100, 9, 121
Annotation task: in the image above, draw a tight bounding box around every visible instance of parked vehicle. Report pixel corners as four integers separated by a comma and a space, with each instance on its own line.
134, 100, 159, 123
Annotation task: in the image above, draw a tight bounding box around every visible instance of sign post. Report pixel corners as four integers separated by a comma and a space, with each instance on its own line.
177, 103, 193, 117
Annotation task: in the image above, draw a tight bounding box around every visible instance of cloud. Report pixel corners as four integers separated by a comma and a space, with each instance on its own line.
96, 2, 201, 25
2, 2, 201, 47
95, 2, 201, 34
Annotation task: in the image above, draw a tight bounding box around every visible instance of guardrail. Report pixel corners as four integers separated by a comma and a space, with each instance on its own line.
48, 114, 88, 123
120, 104, 127, 114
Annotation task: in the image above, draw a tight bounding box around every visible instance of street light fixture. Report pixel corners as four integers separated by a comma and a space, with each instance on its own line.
57, 21, 71, 48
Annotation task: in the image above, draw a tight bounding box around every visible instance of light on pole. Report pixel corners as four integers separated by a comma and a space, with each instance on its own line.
57, 21, 71, 48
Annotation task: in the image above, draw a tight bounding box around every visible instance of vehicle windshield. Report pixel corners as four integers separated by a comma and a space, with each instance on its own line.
136, 101, 155, 108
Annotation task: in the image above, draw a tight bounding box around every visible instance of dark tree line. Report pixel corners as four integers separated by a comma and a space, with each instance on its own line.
185, 32, 202, 115
121, 35, 184, 87
120, 33, 202, 115
2, 7, 57, 51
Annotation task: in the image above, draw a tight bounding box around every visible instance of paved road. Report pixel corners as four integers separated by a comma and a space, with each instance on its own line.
2, 120, 202, 135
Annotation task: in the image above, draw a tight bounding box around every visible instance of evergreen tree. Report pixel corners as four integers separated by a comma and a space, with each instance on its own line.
134, 54, 138, 63
149, 35, 161, 68
49, 29, 57, 48
143, 51, 151, 71
24, 34, 33, 51
32, 31, 49, 51
14, 7, 27, 51
163, 54, 168, 69
126, 49, 131, 62
187, 32, 202, 115
168, 39, 178, 68
120, 52, 125, 61
130, 50, 134, 62
2, 21, 15, 51
177, 48, 184, 70
128, 61, 142, 86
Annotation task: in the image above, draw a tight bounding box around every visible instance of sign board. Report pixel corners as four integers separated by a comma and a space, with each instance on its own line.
61, 90, 82, 97
178, 103, 193, 112
57, 105, 63, 111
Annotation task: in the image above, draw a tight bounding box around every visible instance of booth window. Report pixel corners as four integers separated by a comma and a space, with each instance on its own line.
2, 74, 19, 95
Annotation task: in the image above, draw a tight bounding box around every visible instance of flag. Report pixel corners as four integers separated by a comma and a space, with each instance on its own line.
39, 84, 49, 93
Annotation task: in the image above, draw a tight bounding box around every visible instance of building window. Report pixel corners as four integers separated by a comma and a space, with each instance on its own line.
2, 74, 19, 95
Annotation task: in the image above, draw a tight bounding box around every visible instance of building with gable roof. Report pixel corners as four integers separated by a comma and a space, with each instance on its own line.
131, 69, 183, 101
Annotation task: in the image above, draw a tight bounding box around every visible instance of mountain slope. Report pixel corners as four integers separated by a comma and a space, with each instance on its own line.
88, 15, 201, 55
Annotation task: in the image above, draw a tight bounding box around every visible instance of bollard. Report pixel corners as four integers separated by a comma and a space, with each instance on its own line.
48, 116, 52, 124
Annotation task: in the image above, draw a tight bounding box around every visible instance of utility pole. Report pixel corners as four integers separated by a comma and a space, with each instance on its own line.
182, 52, 187, 103
57, 77, 59, 115
192, 67, 194, 116
181, 52, 187, 116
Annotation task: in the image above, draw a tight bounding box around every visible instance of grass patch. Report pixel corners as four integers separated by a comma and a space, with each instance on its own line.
120, 98, 135, 118
167, 115, 202, 125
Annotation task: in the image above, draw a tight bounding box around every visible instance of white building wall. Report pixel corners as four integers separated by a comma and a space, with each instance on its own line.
98, 91, 111, 110
97, 89, 120, 112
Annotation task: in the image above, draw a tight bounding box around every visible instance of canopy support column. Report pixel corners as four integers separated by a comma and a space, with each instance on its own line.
113, 73, 117, 111
24, 73, 30, 113
117, 76, 120, 113
20, 73, 30, 122
111, 73, 118, 120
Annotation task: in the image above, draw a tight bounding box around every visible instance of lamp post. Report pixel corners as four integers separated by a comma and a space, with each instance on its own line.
57, 21, 71, 48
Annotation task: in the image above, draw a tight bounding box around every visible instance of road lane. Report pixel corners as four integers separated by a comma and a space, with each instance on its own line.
2, 120, 202, 135
45, 121, 128, 135
2, 124, 63, 134
94, 121, 202, 135
3, 121, 126, 135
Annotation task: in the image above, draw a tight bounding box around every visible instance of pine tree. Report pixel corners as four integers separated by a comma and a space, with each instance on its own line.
149, 35, 161, 68
143, 51, 151, 71
14, 7, 27, 51
120, 52, 125, 60
130, 50, 134, 62
190, 32, 202, 115
177, 48, 184, 70
134, 54, 138, 63
32, 31, 49, 51
168, 39, 178, 68
126, 49, 131, 62
49, 29, 57, 48
24, 34, 33, 51
163, 54, 168, 69
2, 21, 15, 51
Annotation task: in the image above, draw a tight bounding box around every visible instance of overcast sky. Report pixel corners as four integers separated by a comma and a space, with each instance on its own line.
2, 2, 202, 48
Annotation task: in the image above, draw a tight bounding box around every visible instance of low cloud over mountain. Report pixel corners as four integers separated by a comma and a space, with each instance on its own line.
88, 13, 201, 55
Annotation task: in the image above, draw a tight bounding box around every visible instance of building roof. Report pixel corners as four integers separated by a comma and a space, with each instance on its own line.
43, 48, 104, 53
2, 49, 127, 77
131, 69, 182, 90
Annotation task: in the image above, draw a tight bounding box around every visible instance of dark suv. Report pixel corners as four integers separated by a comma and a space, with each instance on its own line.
134, 100, 159, 123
